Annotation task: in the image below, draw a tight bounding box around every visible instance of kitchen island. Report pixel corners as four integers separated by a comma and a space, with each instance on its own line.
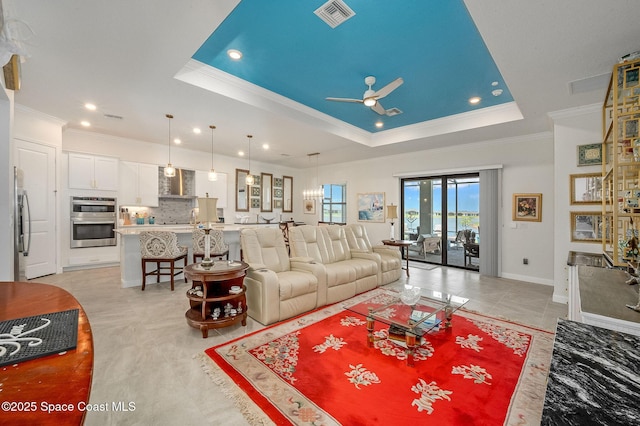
115, 223, 276, 288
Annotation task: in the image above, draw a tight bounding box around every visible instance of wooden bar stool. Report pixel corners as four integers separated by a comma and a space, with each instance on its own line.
192, 228, 229, 263
139, 231, 188, 291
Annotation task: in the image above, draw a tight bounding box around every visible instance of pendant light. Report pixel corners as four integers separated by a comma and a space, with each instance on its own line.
303, 152, 322, 199
164, 114, 176, 177
245, 134, 255, 185
207, 125, 218, 181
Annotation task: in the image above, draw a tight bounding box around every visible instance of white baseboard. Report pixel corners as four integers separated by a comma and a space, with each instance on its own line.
500, 272, 554, 287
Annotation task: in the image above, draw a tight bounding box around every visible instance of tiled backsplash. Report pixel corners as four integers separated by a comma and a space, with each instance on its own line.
148, 198, 196, 224
123, 198, 225, 225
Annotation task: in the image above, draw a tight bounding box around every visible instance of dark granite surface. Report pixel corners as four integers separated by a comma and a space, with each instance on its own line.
542, 319, 640, 425
566, 251, 606, 267
578, 266, 640, 322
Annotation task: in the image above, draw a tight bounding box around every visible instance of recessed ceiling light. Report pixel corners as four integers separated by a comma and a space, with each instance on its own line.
262, 143, 269, 150
193, 127, 201, 134
174, 138, 181, 145
227, 49, 243, 60
80, 120, 91, 127
375, 121, 384, 128
492, 89, 503, 97
84, 103, 96, 111
469, 96, 481, 105
238, 151, 245, 157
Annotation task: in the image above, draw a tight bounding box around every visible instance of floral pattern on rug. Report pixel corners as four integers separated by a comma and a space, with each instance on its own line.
468, 318, 531, 356
411, 379, 452, 414
249, 330, 301, 384
339, 316, 365, 327
451, 364, 493, 385
312, 334, 346, 353
456, 334, 483, 352
345, 363, 381, 389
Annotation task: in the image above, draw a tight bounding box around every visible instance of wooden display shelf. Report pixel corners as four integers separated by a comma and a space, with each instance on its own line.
184, 261, 249, 338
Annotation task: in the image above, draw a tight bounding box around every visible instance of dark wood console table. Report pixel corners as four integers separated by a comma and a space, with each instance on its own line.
184, 261, 249, 338
0, 281, 93, 426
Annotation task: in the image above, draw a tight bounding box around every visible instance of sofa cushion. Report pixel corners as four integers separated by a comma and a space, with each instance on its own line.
241, 228, 290, 272
278, 270, 318, 300
324, 262, 356, 288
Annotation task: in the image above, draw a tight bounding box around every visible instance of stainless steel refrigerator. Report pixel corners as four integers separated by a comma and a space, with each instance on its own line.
13, 166, 31, 281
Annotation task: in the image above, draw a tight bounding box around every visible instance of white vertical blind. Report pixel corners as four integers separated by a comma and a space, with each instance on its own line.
479, 168, 501, 276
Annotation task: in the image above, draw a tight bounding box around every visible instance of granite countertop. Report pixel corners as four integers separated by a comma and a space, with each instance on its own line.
578, 266, 639, 322
566, 250, 606, 267
542, 319, 640, 425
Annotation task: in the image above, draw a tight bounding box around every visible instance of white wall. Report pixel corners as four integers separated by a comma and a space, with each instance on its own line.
316, 132, 555, 285
551, 103, 602, 303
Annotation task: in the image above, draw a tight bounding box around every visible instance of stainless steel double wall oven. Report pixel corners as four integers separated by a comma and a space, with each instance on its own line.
70, 196, 117, 248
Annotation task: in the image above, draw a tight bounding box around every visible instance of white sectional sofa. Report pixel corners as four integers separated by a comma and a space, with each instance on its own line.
240, 227, 324, 325
288, 225, 379, 305
344, 223, 402, 285
240, 224, 403, 325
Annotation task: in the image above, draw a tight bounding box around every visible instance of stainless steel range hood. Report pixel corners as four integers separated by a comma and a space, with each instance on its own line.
158, 167, 196, 198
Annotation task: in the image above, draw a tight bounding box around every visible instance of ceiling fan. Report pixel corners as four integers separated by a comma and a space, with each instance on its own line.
326, 76, 404, 116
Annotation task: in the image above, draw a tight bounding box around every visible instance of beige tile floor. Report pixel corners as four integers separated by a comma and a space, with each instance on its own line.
33, 263, 566, 425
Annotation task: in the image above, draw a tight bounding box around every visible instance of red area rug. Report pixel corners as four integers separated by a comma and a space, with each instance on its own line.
201, 289, 554, 425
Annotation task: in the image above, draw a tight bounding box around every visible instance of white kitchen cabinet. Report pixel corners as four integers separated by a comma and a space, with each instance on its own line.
119, 161, 159, 207
195, 171, 227, 208
68, 152, 119, 190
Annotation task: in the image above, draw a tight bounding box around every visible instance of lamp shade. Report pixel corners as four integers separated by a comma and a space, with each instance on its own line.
387, 204, 398, 220
197, 197, 219, 223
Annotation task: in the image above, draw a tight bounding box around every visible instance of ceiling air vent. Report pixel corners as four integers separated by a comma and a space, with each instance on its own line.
314, 0, 355, 28
386, 108, 403, 117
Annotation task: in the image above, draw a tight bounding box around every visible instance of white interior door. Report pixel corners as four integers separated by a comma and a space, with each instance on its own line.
15, 139, 57, 279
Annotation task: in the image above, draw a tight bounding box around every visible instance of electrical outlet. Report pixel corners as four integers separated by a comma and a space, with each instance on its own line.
523, 258, 529, 265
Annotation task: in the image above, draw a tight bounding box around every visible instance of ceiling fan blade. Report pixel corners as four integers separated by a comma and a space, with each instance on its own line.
326, 97, 363, 103
372, 77, 404, 100
371, 101, 386, 115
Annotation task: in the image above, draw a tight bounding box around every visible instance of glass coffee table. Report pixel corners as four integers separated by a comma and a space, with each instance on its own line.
345, 288, 469, 366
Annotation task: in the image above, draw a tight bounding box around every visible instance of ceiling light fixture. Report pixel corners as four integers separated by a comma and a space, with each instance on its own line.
84, 103, 96, 111
363, 97, 376, 107
174, 138, 182, 145
80, 120, 91, 127
469, 96, 481, 105
375, 121, 384, 128
227, 49, 243, 60
164, 114, 176, 177
303, 152, 323, 199
208, 125, 217, 181
245, 135, 254, 185
193, 127, 201, 134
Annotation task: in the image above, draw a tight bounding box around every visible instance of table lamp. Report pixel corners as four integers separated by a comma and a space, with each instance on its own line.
387, 204, 398, 240
197, 194, 219, 269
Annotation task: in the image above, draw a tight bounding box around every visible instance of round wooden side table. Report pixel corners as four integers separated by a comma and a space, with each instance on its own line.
184, 261, 249, 338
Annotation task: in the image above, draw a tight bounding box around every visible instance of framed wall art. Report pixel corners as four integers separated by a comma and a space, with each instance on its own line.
512, 193, 542, 222
357, 192, 385, 222
577, 143, 603, 166
303, 199, 316, 215
570, 173, 602, 205
570, 211, 604, 243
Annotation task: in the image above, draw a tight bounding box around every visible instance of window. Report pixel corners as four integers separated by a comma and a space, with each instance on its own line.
322, 184, 346, 223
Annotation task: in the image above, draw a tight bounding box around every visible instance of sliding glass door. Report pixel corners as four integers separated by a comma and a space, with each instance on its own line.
401, 174, 480, 270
